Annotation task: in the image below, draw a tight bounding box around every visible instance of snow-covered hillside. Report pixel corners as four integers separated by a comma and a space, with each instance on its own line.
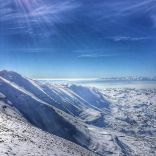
0, 71, 91, 148
38, 82, 108, 127
0, 70, 105, 127
0, 70, 155, 156
0, 97, 96, 156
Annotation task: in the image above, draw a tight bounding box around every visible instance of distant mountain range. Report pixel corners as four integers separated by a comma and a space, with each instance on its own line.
100, 76, 156, 81
36, 76, 156, 82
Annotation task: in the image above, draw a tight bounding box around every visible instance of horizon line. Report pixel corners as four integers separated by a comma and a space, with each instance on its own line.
33, 76, 156, 81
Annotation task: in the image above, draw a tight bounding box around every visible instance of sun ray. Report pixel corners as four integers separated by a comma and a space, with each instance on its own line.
0, 0, 79, 36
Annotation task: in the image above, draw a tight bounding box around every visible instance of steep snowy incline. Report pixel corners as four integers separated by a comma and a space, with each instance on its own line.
2, 89, 151, 156
0, 76, 90, 148
0, 96, 97, 156
0, 70, 105, 126
39, 82, 104, 126
68, 84, 110, 110
0, 92, 27, 122
0, 70, 58, 107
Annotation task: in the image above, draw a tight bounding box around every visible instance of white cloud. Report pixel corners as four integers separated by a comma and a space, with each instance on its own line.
0, 0, 80, 35
78, 53, 119, 58
112, 36, 152, 42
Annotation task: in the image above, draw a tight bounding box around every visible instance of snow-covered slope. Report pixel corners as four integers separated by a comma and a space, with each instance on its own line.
0, 70, 155, 156
68, 84, 110, 109
0, 72, 90, 148
0, 96, 96, 156
0, 70, 106, 127
38, 82, 106, 126
38, 81, 156, 155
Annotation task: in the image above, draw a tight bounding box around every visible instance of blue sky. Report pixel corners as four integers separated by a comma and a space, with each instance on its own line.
0, 0, 156, 78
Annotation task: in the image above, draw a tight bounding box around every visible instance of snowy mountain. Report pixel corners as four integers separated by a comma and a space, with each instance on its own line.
38, 82, 110, 127
1, 70, 111, 126
0, 95, 96, 156
0, 71, 91, 147
0, 70, 155, 156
